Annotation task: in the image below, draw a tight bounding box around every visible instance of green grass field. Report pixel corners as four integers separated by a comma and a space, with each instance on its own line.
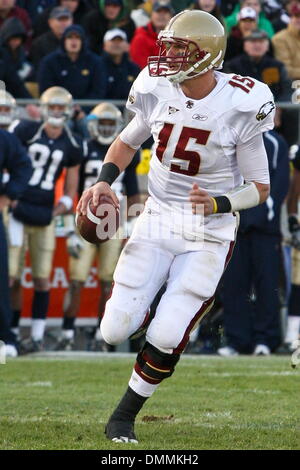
0, 353, 299, 450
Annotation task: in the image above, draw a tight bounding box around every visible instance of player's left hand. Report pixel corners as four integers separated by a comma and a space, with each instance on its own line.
189, 183, 214, 215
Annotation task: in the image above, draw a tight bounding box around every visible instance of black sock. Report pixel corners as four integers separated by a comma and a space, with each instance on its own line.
62, 317, 75, 330
110, 386, 148, 423
11, 310, 21, 328
32, 291, 49, 319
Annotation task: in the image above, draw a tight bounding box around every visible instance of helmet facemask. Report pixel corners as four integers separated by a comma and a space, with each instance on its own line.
40, 87, 73, 127
42, 103, 71, 127
147, 10, 226, 84
87, 104, 123, 145
0, 91, 16, 127
148, 36, 223, 84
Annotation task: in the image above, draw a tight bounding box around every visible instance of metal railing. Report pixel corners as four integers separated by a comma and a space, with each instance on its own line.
15, 99, 300, 140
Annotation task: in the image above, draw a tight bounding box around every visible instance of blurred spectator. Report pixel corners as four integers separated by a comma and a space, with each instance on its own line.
0, 17, 33, 81
82, 0, 136, 54
130, 0, 173, 69
30, 6, 73, 73
218, 130, 290, 356
225, 0, 275, 37
38, 24, 107, 100
33, 0, 91, 38
170, 0, 192, 13
220, 0, 239, 17
189, 0, 225, 27
130, 0, 155, 27
100, 28, 140, 99
262, 0, 283, 19
272, 3, 300, 80
0, 53, 32, 97
225, 29, 291, 101
0, 0, 32, 50
271, 0, 300, 33
224, 7, 258, 61
17, 0, 56, 23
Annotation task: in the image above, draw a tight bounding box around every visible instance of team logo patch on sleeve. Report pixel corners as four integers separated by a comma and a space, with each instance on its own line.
128, 94, 135, 104
256, 101, 275, 121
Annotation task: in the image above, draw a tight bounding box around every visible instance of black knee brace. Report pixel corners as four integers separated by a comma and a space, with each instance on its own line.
135, 341, 180, 384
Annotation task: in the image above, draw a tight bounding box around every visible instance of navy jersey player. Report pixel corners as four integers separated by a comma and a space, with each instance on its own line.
285, 147, 300, 350
57, 102, 140, 351
0, 129, 32, 358
9, 86, 83, 353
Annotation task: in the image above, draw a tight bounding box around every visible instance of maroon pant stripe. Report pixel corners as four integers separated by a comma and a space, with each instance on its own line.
173, 240, 236, 355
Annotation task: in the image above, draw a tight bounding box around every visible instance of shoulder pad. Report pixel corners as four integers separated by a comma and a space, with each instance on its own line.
225, 73, 274, 113
218, 73, 275, 142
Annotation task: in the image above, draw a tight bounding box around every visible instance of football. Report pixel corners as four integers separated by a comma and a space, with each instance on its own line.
75, 195, 120, 244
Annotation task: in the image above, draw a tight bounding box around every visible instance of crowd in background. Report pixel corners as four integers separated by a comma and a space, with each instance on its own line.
0, 0, 300, 357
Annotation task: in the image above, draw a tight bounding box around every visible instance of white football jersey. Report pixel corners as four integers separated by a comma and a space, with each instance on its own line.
123, 68, 275, 242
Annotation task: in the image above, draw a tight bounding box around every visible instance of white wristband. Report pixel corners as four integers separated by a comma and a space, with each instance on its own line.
59, 195, 73, 211
225, 182, 260, 212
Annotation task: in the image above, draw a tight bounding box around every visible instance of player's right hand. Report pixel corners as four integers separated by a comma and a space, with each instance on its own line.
76, 182, 120, 216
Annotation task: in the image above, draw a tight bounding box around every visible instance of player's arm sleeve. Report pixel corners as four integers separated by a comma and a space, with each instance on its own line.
119, 114, 151, 150
236, 133, 270, 184
3, 134, 32, 200
119, 75, 153, 149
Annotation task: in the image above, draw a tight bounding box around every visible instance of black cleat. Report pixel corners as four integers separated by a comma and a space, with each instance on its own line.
19, 338, 43, 355
55, 337, 74, 351
105, 420, 138, 444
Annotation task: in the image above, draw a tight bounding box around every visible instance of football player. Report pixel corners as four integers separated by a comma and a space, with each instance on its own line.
0, 128, 32, 358
9, 86, 83, 353
0, 90, 17, 131
285, 146, 300, 350
77, 10, 274, 443
57, 102, 140, 351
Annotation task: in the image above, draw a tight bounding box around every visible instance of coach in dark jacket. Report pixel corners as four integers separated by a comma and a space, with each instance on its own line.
219, 130, 290, 356
100, 28, 140, 100
37, 24, 107, 99
30, 7, 73, 73
0, 130, 32, 353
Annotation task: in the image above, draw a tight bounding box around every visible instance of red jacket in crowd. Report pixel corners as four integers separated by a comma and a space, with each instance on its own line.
130, 22, 159, 70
